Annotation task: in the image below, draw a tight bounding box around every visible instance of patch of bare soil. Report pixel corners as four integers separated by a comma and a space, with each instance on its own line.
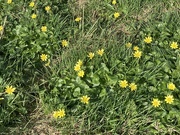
78, 0, 87, 8
8, 108, 62, 135
24, 109, 61, 135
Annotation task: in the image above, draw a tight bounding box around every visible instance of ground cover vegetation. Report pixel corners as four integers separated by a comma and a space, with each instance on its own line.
0, 0, 180, 134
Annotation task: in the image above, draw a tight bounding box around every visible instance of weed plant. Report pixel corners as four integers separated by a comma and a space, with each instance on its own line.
0, 0, 180, 134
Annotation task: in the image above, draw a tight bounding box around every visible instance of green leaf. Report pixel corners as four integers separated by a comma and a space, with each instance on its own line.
91, 74, 100, 87
104, 3, 114, 11
73, 87, 81, 97
99, 88, 107, 97
101, 63, 109, 72
51, 87, 58, 94
75, 77, 89, 89
0, 77, 2, 84
58, 79, 66, 87
146, 61, 154, 69
106, 74, 118, 86
172, 69, 180, 78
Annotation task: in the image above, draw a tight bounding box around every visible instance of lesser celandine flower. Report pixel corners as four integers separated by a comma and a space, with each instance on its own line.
53, 111, 59, 119
152, 98, 160, 107
29, 1, 35, 7
61, 40, 68, 47
74, 60, 83, 71
78, 70, 85, 77
165, 95, 174, 104
74, 64, 81, 71
112, 0, 116, 5
58, 109, 65, 118
7, 0, 12, 4
0, 26, 3, 31
45, 6, 51, 12
126, 42, 132, 48
53, 109, 65, 119
40, 54, 48, 61
75, 17, 81, 22
5, 86, 16, 95
77, 59, 83, 66
81, 95, 90, 104
133, 50, 142, 58
41, 26, 47, 32
45, 60, 50, 66
133, 46, 139, 51
97, 49, 104, 56
31, 13, 37, 19
170, 42, 178, 49
114, 12, 120, 18
129, 83, 137, 91
167, 82, 175, 90
88, 52, 94, 59
144, 36, 152, 44
119, 80, 128, 88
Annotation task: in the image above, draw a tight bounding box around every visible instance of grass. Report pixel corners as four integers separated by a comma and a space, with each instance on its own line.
0, 0, 180, 134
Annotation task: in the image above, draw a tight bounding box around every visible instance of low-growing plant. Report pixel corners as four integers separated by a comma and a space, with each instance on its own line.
0, 0, 179, 134
39, 34, 179, 133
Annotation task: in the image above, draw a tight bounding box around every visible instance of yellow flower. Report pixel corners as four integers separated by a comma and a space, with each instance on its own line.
119, 80, 128, 88
41, 26, 47, 32
7, 0, 12, 4
45, 60, 50, 66
61, 40, 68, 47
78, 70, 84, 77
129, 83, 137, 91
53, 111, 59, 119
126, 42, 132, 48
152, 98, 161, 107
31, 13, 37, 19
88, 52, 94, 59
81, 95, 90, 104
40, 54, 48, 61
97, 49, 104, 56
57, 109, 65, 118
0, 26, 3, 31
53, 109, 65, 118
144, 36, 152, 44
75, 17, 81, 22
74, 64, 81, 71
165, 95, 174, 104
29, 1, 35, 7
170, 42, 178, 49
45, 6, 51, 12
77, 60, 83, 66
167, 82, 175, 90
114, 12, 120, 18
5, 86, 16, 95
74, 60, 83, 72
112, 0, 116, 5
133, 50, 142, 58
133, 46, 139, 51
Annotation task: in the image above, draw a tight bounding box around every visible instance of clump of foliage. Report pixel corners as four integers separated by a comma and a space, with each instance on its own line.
0, 0, 179, 134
